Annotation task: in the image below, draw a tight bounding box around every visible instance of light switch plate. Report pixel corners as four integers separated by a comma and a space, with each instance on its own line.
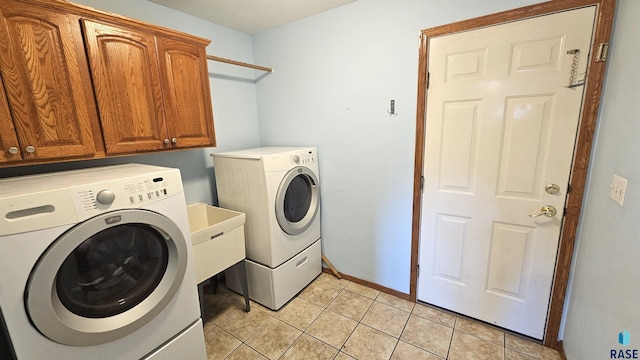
610, 174, 628, 207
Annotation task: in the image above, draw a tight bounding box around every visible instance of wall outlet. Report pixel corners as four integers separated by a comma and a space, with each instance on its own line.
610, 174, 628, 207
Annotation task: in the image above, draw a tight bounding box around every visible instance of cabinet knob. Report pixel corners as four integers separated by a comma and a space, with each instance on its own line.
8, 146, 19, 155
25, 145, 36, 153
171, 138, 177, 144
164, 138, 170, 145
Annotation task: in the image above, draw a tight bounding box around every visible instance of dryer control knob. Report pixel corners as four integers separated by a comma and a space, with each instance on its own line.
96, 189, 116, 205
292, 155, 300, 163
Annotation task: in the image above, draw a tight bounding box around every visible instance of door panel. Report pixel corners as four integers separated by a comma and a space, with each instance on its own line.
486, 222, 534, 300
418, 7, 596, 339
498, 95, 554, 198
0, 3, 96, 160
434, 214, 468, 284
439, 100, 480, 193
0, 75, 21, 162
83, 20, 168, 154
156, 37, 215, 148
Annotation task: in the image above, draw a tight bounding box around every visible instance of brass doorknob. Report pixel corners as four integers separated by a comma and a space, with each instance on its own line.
529, 205, 557, 218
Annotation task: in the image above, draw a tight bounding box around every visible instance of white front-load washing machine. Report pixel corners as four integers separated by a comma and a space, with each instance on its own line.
212, 147, 321, 310
0, 164, 207, 360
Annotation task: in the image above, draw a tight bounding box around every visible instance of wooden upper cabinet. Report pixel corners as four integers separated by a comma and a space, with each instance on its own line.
0, 76, 21, 162
0, 1, 97, 161
82, 20, 168, 154
83, 20, 215, 155
157, 37, 215, 148
0, 0, 215, 166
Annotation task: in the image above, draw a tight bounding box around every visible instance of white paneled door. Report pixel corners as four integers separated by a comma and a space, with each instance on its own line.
417, 7, 596, 339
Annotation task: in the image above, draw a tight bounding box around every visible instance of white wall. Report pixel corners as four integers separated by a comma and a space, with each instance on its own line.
0, 0, 261, 206
561, 0, 640, 357
252, 0, 542, 293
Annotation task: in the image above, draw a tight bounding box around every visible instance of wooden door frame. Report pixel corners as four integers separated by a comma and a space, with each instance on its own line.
410, 0, 615, 349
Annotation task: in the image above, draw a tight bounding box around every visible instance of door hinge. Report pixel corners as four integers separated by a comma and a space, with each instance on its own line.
595, 43, 609, 62
417, 264, 420, 278
426, 72, 430, 89
420, 175, 424, 192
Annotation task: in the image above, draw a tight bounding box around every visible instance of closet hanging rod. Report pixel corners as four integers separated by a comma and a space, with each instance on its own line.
206, 55, 273, 73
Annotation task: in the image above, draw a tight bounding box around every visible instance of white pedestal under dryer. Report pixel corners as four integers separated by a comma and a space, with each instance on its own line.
212, 147, 322, 310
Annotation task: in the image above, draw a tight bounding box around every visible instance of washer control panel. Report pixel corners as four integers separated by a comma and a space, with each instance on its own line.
70, 171, 182, 220
0, 165, 183, 235
123, 176, 171, 205
96, 189, 116, 205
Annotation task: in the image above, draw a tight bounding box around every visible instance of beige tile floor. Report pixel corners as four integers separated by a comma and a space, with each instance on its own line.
201, 273, 563, 360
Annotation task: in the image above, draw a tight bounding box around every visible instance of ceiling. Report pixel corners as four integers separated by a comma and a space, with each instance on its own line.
147, 0, 357, 34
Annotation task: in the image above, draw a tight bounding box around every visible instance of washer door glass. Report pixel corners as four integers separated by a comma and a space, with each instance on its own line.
26, 209, 188, 346
275, 166, 320, 235
56, 224, 168, 318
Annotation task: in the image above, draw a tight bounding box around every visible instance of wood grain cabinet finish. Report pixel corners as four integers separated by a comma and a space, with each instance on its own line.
83, 20, 168, 154
157, 37, 215, 149
0, 0, 215, 166
0, 0, 98, 162
83, 20, 215, 154
0, 76, 21, 162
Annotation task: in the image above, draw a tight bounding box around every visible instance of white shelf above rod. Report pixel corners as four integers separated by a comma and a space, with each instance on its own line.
206, 55, 273, 73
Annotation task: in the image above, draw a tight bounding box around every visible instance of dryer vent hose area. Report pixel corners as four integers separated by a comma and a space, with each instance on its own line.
321, 254, 341, 279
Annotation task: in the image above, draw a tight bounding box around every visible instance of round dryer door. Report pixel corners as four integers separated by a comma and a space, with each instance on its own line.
275, 166, 320, 235
25, 209, 188, 346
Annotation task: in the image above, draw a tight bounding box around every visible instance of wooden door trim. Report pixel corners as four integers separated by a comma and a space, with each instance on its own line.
410, 0, 615, 348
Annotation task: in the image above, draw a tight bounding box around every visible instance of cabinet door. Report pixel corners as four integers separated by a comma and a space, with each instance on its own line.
0, 76, 21, 162
157, 37, 215, 148
0, 2, 97, 160
83, 20, 168, 154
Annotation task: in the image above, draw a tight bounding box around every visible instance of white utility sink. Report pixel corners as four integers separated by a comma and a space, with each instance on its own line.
187, 202, 246, 284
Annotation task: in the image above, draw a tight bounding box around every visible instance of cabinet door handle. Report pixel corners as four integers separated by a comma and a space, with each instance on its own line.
163, 138, 170, 145
171, 138, 177, 144
8, 146, 19, 155
25, 145, 36, 153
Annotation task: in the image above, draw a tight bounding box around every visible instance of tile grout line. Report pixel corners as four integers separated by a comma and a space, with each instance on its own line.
386, 299, 413, 360
276, 324, 304, 360
337, 285, 372, 357
297, 279, 357, 358
444, 316, 457, 359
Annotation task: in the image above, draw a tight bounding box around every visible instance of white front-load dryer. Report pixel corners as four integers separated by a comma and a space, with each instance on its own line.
0, 164, 207, 360
212, 147, 322, 310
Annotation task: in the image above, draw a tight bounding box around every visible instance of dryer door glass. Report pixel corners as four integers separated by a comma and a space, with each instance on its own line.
56, 224, 169, 318
276, 166, 320, 235
284, 175, 313, 223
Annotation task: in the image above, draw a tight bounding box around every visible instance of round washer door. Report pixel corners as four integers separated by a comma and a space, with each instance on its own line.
25, 209, 188, 346
275, 166, 320, 235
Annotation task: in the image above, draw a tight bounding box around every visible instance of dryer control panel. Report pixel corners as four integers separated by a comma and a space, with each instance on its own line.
261, 148, 318, 172
291, 150, 316, 165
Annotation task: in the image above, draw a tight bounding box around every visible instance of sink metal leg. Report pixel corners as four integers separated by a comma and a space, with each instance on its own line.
236, 260, 250, 312
197, 282, 205, 317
